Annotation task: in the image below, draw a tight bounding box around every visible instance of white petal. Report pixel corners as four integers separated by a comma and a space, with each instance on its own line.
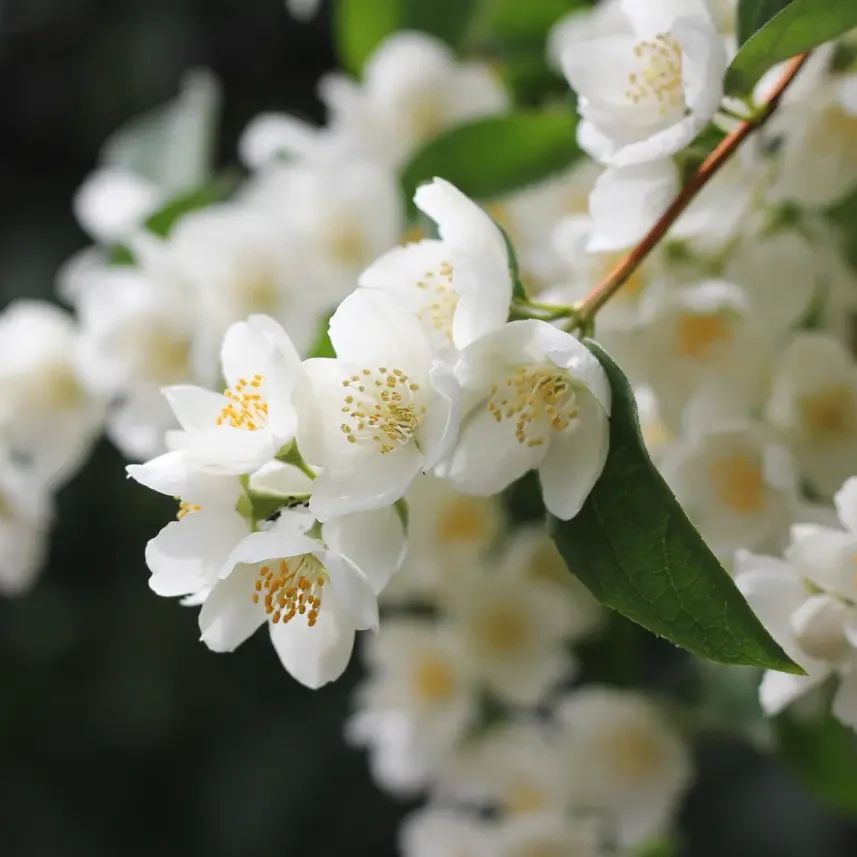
126, 450, 240, 504
248, 461, 315, 497
220, 320, 276, 390
323, 506, 406, 594
759, 669, 828, 716
187, 427, 276, 475
268, 590, 356, 688
834, 477, 857, 535
540, 323, 612, 413
238, 112, 318, 169
146, 508, 249, 597
320, 549, 379, 631
588, 161, 679, 252
221, 524, 318, 574
562, 36, 642, 106
198, 564, 266, 652
309, 443, 423, 520
162, 385, 225, 433
538, 390, 610, 520
621, 0, 711, 36
73, 167, 161, 243
419, 360, 461, 471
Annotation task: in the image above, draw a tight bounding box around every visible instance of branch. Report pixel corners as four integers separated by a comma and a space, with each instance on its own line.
577, 52, 811, 324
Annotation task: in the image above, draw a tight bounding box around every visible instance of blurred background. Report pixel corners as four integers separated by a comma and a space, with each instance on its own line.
1, 1, 857, 855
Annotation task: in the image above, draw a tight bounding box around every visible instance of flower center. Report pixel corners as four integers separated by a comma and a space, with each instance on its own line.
412, 653, 457, 703
473, 602, 533, 656
176, 500, 201, 519
809, 104, 857, 168
505, 783, 550, 816
217, 374, 269, 431
134, 327, 192, 384
407, 91, 447, 143
340, 368, 425, 454
626, 34, 685, 118
325, 220, 369, 268
252, 555, 325, 627
710, 452, 765, 514
415, 261, 458, 340
435, 496, 497, 546
487, 366, 578, 447
674, 312, 734, 360
603, 724, 663, 782
236, 268, 281, 316
798, 385, 857, 439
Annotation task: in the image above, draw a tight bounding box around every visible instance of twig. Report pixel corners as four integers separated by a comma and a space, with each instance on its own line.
577, 52, 811, 324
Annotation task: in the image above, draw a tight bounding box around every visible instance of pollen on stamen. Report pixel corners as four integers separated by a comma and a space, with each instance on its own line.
217, 373, 269, 431
252, 555, 326, 628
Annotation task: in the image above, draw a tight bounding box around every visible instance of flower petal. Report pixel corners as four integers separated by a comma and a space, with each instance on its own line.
162, 385, 226, 433
198, 563, 266, 652
320, 549, 380, 631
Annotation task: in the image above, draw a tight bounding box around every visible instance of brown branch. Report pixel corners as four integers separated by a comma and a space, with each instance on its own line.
577, 52, 812, 323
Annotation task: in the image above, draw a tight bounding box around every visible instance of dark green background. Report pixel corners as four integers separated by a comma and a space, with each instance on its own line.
1, 1, 856, 855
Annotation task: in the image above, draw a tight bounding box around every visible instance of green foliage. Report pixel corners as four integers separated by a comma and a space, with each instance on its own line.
334, 0, 479, 73
549, 342, 802, 674
144, 173, 239, 238
400, 109, 580, 216
727, 0, 857, 93
777, 703, 857, 815
306, 311, 336, 359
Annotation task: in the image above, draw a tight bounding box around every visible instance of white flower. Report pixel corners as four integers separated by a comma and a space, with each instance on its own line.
127, 451, 251, 600
244, 158, 404, 301
347, 619, 478, 793
200, 504, 405, 688
320, 31, 508, 167
0, 452, 52, 596
547, 0, 628, 74
443, 320, 611, 520
71, 237, 203, 460
765, 333, 857, 497
381, 474, 506, 605
303, 289, 460, 520
586, 160, 680, 252
358, 177, 513, 353
399, 809, 493, 857
162, 315, 310, 475
73, 70, 220, 243
631, 280, 771, 427
557, 687, 692, 846
494, 813, 616, 857
444, 554, 583, 706
165, 203, 326, 356
561, 0, 726, 166
437, 721, 567, 817
284, 0, 321, 21
660, 418, 799, 561
0, 300, 102, 487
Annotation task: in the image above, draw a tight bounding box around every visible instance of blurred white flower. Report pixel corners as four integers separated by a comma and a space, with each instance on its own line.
444, 554, 582, 706
303, 290, 460, 520
321, 31, 509, 167
561, 0, 726, 166
201, 504, 404, 688
359, 177, 512, 353
547, 0, 628, 74
765, 332, 857, 497
347, 620, 479, 794
660, 418, 799, 561
381, 474, 506, 605
443, 320, 611, 521
399, 809, 493, 857
0, 300, 103, 488
73, 70, 220, 244
557, 687, 692, 846
0, 452, 52, 597
493, 813, 617, 857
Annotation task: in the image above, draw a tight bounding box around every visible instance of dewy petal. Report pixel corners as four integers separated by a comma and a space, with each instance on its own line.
834, 477, 857, 535
323, 506, 406, 594
328, 289, 432, 372
587, 161, 680, 252
319, 549, 380, 631
418, 359, 461, 471
146, 508, 250, 597
199, 563, 267, 652
444, 407, 546, 496
413, 178, 512, 349
268, 589, 356, 688
162, 386, 227, 433
309, 443, 424, 520
538, 390, 610, 520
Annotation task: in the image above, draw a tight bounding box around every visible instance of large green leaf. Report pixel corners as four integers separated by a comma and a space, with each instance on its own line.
334, 0, 479, 74
401, 109, 580, 214
777, 704, 857, 815
727, 0, 857, 93
549, 342, 802, 673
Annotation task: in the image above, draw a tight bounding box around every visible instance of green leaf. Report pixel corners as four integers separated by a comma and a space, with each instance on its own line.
727, 0, 857, 93
306, 310, 336, 359
333, 0, 401, 74
403, 0, 481, 51
401, 109, 580, 214
777, 704, 857, 815
548, 341, 802, 674
144, 173, 239, 238
489, 216, 527, 301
